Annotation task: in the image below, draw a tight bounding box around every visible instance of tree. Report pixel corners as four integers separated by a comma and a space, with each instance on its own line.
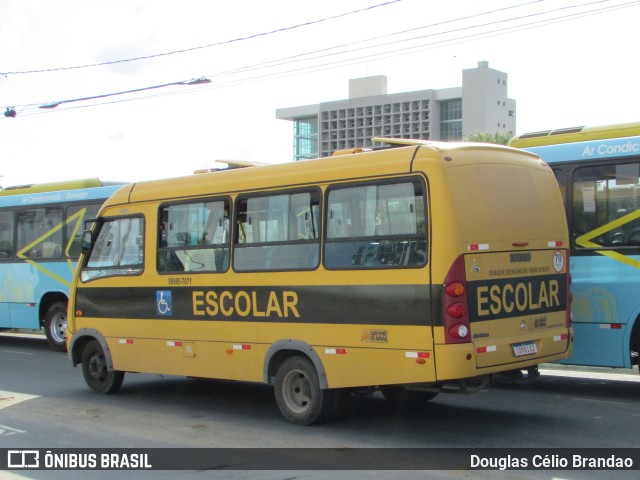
466, 132, 512, 145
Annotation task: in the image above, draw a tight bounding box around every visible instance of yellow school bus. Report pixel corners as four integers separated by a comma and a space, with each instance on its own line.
67, 139, 573, 425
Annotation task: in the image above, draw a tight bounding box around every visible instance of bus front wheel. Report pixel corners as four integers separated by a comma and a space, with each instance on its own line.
44, 302, 68, 352
274, 356, 344, 425
81, 340, 124, 394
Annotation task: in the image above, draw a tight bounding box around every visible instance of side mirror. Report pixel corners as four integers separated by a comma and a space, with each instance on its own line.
81, 230, 93, 254
81, 219, 101, 255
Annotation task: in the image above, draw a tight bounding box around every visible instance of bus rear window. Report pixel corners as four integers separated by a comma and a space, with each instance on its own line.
449, 164, 566, 242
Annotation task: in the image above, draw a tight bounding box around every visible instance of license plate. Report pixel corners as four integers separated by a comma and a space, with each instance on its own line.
512, 341, 538, 357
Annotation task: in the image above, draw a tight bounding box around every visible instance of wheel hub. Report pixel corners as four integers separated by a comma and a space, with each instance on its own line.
283, 370, 311, 413
88, 355, 106, 381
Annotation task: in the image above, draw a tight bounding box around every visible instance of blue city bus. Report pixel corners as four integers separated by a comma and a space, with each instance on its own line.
0, 179, 122, 350
509, 124, 640, 370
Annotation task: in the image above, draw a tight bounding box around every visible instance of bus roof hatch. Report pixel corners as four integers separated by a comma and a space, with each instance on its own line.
371, 137, 434, 147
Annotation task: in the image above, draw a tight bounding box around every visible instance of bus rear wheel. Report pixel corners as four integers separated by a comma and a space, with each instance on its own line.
274, 356, 345, 425
44, 302, 68, 352
81, 340, 124, 394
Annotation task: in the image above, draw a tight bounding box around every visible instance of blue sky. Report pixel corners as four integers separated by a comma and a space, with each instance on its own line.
1, 0, 638, 187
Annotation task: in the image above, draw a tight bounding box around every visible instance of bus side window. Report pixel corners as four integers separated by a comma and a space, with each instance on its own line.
16, 207, 63, 259
65, 203, 101, 258
0, 211, 14, 259
573, 163, 640, 248
233, 190, 320, 272
157, 199, 230, 274
324, 179, 427, 269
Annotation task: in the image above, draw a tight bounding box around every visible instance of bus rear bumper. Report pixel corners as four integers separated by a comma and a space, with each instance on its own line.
434, 336, 572, 381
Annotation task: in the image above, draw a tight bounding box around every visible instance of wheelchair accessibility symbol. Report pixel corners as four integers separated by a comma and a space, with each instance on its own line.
156, 290, 172, 316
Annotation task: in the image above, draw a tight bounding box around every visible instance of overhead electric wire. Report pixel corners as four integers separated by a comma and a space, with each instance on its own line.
205, 0, 618, 81
16, 0, 547, 112
213, 0, 547, 78
251, 0, 640, 77
176, 0, 640, 90
6, 0, 639, 118
0, 0, 402, 77
33, 78, 212, 110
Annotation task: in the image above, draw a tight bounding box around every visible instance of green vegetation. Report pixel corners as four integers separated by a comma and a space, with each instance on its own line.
467, 132, 512, 145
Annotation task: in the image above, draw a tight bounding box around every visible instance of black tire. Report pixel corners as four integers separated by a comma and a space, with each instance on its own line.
380, 386, 438, 405
81, 340, 124, 394
43, 301, 68, 352
274, 356, 338, 425
631, 320, 640, 369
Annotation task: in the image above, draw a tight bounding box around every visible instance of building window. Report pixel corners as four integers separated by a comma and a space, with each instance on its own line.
293, 117, 318, 161
440, 99, 462, 141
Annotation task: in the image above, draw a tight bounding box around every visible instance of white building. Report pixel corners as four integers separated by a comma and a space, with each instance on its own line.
276, 61, 516, 161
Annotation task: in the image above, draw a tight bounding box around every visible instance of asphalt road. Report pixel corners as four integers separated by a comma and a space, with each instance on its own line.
1, 332, 639, 480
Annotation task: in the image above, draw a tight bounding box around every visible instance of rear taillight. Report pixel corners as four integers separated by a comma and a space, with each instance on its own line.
443, 255, 471, 344
448, 323, 469, 339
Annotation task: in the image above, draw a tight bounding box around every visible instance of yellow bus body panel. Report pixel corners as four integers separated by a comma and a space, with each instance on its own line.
75, 317, 436, 388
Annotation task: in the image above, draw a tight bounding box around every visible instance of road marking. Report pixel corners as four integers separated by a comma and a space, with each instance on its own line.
0, 424, 26, 437
0, 332, 45, 340
0, 332, 44, 354
0, 390, 39, 410
540, 369, 640, 383
0, 350, 36, 355
1, 473, 36, 480
0, 391, 39, 438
